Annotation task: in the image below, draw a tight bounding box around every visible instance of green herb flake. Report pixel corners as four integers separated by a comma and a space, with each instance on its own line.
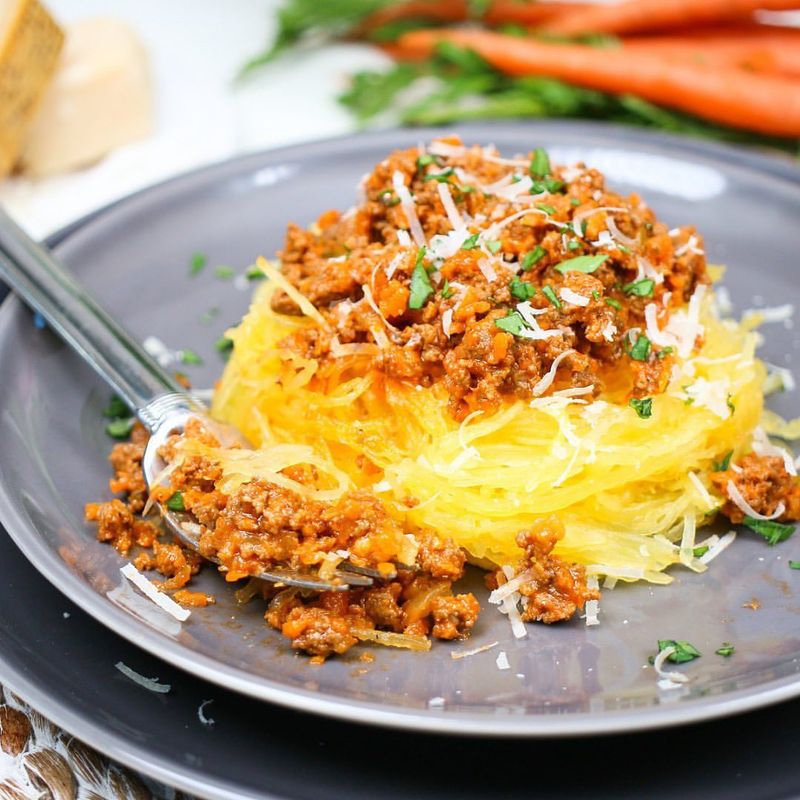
103, 395, 130, 419
379, 189, 401, 207
605, 297, 622, 310
245, 264, 266, 280
629, 397, 653, 419
656, 346, 675, 359
438, 279, 453, 300
570, 198, 580, 207
423, 167, 454, 183
180, 349, 204, 366
727, 395, 736, 414
623, 278, 655, 297
459, 184, 475, 195
628, 333, 651, 362
521, 246, 546, 271
416, 153, 439, 170
510, 277, 536, 301
712, 451, 733, 472
486, 240, 502, 254
555, 254, 608, 274
789, 560, 800, 570
214, 265, 235, 280
693, 545, 709, 558
715, 643, 735, 657
165, 491, 186, 512
536, 203, 557, 215
657, 640, 701, 664
494, 311, 526, 337
542, 284, 561, 309
106, 417, 135, 440
461, 233, 481, 251
215, 336, 234, 353
743, 517, 796, 546
409, 248, 433, 309
189, 252, 207, 276
529, 147, 551, 178
199, 307, 220, 326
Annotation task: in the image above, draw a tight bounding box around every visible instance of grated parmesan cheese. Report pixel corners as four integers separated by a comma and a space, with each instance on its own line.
392, 170, 426, 247
727, 480, 785, 520
652, 646, 689, 686
559, 287, 590, 307
120, 563, 190, 622
532, 349, 575, 396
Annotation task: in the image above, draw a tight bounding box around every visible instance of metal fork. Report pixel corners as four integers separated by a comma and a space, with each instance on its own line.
0, 207, 382, 592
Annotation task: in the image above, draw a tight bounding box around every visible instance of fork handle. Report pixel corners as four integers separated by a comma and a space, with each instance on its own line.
0, 206, 183, 414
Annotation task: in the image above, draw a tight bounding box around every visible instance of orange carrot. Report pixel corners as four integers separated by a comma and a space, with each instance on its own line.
622, 32, 800, 77
359, 0, 593, 33
398, 28, 800, 136
483, 2, 593, 26
541, 0, 800, 36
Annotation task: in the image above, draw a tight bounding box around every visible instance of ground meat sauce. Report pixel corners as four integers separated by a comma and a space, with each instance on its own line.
272, 138, 708, 420
712, 453, 800, 524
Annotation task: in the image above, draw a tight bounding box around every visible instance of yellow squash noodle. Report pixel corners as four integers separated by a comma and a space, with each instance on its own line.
212, 280, 764, 583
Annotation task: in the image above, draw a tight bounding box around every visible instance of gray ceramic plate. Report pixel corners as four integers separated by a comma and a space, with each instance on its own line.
1, 122, 799, 737
4, 523, 800, 800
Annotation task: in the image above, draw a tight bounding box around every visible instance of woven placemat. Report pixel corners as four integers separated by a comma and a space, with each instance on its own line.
0, 684, 196, 800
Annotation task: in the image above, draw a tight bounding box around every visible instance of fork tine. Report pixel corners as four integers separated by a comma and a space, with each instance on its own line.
169, 516, 371, 592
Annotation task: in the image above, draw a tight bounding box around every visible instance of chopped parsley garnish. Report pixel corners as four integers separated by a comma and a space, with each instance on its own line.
166, 492, 185, 512
189, 252, 207, 276
554, 254, 608, 274
623, 278, 655, 297
789, 561, 800, 569
486, 240, 502, 254
605, 297, 622, 310
509, 277, 536, 301
521, 246, 546, 271
245, 264, 265, 280
628, 333, 651, 361
103, 394, 130, 419
494, 311, 526, 336
459, 184, 475, 194
629, 397, 653, 419
461, 233, 480, 250
693, 545, 709, 558
542, 284, 561, 309
214, 265, 234, 280
743, 517, 796, 546
424, 167, 454, 183
657, 640, 701, 664
656, 346, 675, 359
180, 349, 203, 366
215, 336, 234, 353
567, 241, 581, 251
529, 147, 551, 178
409, 248, 433, 309
416, 153, 441, 170
379, 189, 401, 207
712, 451, 733, 472
570, 198, 581, 207
511, 174, 522, 184
199, 307, 220, 325
441, 279, 454, 299
536, 203, 556, 215
106, 417, 135, 440
592, 290, 600, 300
715, 643, 735, 657
530, 178, 565, 195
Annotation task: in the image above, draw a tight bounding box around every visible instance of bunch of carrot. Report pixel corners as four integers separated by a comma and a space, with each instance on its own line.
358, 0, 800, 138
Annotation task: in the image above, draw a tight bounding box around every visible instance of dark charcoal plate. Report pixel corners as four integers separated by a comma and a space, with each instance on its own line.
3, 524, 800, 800
0, 122, 799, 736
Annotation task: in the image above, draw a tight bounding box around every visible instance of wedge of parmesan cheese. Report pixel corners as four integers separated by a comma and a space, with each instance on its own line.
19, 17, 153, 177
0, 0, 64, 177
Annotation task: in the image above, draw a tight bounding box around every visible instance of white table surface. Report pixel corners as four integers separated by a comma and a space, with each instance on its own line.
0, 0, 391, 239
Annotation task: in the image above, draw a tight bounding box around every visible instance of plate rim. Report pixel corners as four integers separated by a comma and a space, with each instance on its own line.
2, 120, 800, 737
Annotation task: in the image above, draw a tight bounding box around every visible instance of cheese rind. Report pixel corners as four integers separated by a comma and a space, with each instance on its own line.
19, 17, 154, 177
0, 0, 64, 177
